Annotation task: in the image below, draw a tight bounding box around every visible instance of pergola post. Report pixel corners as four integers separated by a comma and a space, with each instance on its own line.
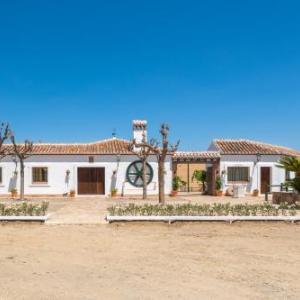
211, 161, 220, 196
187, 160, 190, 192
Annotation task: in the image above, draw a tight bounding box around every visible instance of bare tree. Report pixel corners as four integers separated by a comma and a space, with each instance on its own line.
129, 124, 179, 203
129, 132, 152, 199
10, 134, 33, 201
155, 124, 179, 203
0, 123, 10, 160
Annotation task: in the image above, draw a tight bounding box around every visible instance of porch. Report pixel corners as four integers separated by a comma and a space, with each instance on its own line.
172, 151, 220, 195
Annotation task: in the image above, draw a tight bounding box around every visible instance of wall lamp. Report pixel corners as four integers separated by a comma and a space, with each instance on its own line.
256, 153, 262, 164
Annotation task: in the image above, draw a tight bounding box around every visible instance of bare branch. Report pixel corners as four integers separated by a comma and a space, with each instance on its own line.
169, 140, 180, 153
10, 135, 33, 160
0, 123, 10, 160
10, 133, 34, 201
128, 123, 179, 203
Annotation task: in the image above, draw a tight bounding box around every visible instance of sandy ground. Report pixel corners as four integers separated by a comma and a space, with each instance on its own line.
0, 222, 300, 300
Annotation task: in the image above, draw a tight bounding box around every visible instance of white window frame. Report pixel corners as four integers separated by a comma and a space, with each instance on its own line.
31, 166, 49, 185
227, 166, 250, 183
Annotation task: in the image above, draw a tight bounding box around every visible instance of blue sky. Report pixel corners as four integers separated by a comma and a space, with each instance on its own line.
0, 0, 299, 150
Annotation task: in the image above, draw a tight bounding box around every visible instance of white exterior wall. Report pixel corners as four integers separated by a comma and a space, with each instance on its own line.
0, 155, 172, 196
220, 155, 286, 194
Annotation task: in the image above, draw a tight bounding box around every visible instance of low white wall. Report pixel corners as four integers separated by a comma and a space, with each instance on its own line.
220, 155, 286, 194
0, 155, 172, 196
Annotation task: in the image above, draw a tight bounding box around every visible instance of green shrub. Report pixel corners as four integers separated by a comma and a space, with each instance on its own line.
0, 201, 49, 216
192, 170, 207, 192
172, 176, 185, 191
216, 176, 222, 191
292, 177, 300, 193
107, 202, 299, 217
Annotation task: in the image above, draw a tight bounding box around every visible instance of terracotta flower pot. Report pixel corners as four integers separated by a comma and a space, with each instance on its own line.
170, 190, 178, 197
216, 190, 223, 197
11, 191, 17, 198
69, 191, 76, 197
111, 191, 117, 197
252, 190, 259, 197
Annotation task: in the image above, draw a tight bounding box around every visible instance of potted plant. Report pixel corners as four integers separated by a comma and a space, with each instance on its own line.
69, 189, 76, 197
215, 176, 223, 196
111, 188, 118, 197
10, 188, 17, 198
171, 176, 182, 197
252, 189, 259, 197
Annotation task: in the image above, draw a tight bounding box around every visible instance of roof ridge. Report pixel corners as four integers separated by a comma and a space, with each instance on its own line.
26, 137, 130, 146
90, 137, 130, 144
214, 138, 249, 142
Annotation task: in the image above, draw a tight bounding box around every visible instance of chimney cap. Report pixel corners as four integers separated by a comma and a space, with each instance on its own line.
132, 120, 147, 129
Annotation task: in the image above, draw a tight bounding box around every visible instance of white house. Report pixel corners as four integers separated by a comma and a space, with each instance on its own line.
1, 119, 299, 198
173, 139, 300, 195
209, 139, 299, 194
0, 120, 173, 197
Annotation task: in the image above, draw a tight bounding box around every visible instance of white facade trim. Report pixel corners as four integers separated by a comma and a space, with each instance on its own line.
0, 154, 172, 196
220, 155, 285, 194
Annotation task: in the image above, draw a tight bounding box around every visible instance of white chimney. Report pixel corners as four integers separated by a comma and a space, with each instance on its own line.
132, 120, 147, 144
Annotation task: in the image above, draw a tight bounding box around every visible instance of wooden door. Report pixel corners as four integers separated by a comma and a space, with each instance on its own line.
77, 168, 105, 195
260, 167, 271, 194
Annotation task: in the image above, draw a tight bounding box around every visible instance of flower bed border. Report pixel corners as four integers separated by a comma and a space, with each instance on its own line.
106, 215, 300, 224
0, 215, 49, 222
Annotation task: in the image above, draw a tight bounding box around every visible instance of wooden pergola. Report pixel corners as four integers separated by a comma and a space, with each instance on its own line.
173, 151, 220, 195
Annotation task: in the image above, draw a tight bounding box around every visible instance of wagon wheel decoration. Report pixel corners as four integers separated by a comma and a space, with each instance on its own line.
126, 160, 154, 187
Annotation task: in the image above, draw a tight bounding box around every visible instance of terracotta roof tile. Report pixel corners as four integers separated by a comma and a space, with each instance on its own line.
173, 151, 220, 161
213, 139, 300, 157
3, 138, 132, 155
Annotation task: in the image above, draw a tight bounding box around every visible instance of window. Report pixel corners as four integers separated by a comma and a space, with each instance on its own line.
227, 167, 249, 182
0, 167, 2, 184
32, 167, 48, 184
88, 156, 94, 163
286, 170, 292, 181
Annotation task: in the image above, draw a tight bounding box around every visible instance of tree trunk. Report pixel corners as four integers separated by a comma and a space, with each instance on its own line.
158, 158, 165, 204
142, 158, 147, 200
20, 160, 25, 201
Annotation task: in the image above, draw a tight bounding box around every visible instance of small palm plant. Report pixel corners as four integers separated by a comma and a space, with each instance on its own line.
192, 170, 207, 193
278, 156, 300, 175
278, 156, 300, 193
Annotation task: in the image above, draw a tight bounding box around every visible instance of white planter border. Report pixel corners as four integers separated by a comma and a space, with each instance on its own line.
0, 214, 49, 222
106, 215, 300, 224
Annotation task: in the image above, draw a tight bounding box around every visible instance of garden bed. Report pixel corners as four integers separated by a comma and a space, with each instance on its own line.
0, 201, 49, 222
106, 203, 300, 223
272, 192, 300, 205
